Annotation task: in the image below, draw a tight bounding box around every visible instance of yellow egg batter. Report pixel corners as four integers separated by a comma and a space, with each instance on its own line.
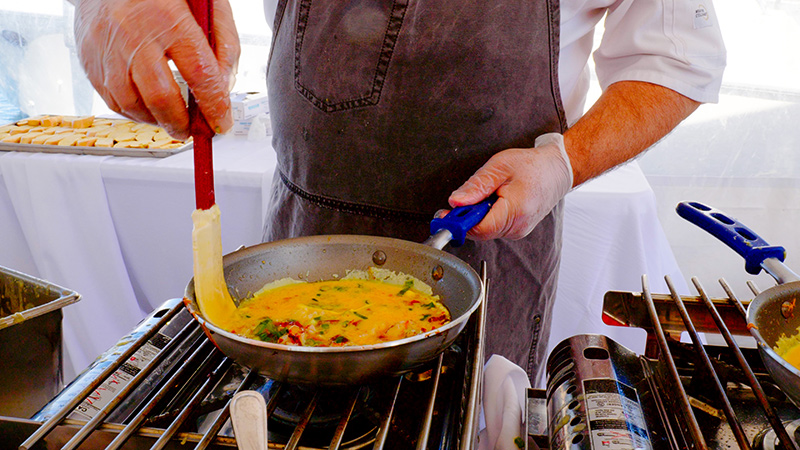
220, 278, 451, 346
774, 327, 800, 370
191, 205, 237, 325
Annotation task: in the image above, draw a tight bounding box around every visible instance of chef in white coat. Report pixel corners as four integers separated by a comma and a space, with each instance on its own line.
71, 0, 725, 386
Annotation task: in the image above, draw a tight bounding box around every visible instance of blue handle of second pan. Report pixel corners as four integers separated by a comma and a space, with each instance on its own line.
676, 201, 786, 275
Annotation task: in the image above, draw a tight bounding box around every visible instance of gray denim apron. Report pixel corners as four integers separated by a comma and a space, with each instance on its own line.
264, 0, 567, 384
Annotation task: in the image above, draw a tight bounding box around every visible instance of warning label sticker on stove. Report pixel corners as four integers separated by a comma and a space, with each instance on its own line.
68, 333, 171, 422
583, 378, 652, 450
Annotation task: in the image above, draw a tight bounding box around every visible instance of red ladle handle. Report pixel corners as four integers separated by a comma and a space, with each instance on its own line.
187, 0, 216, 210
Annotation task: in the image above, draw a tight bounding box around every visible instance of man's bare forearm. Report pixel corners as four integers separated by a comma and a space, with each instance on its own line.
563, 80, 700, 187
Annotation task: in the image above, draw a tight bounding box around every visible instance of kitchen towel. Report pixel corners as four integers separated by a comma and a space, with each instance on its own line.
0, 151, 146, 380
479, 354, 531, 450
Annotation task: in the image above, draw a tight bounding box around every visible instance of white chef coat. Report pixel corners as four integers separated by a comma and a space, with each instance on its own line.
263, 0, 727, 126
559, 0, 726, 125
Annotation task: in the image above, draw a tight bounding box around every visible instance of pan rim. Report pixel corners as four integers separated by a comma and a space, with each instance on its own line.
746, 285, 800, 378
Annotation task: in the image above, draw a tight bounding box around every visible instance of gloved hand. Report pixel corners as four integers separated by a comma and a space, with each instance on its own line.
447, 133, 573, 241
73, 0, 240, 140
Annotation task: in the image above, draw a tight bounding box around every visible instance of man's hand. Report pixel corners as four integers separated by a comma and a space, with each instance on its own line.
73, 0, 240, 139
446, 81, 700, 242
446, 133, 573, 241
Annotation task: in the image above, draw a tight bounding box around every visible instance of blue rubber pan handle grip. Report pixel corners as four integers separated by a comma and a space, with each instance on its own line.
675, 201, 786, 275
430, 195, 497, 247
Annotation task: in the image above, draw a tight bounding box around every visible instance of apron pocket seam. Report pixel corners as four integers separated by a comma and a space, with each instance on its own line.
280, 171, 431, 223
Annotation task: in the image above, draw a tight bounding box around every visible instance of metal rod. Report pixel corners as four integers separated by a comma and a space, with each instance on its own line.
639, 358, 683, 450
416, 353, 444, 450
644, 275, 708, 450
105, 339, 218, 450
762, 257, 800, 285
285, 391, 319, 450
194, 369, 262, 450
152, 356, 233, 450
329, 387, 362, 450
461, 262, 488, 450
717, 278, 800, 450
373, 377, 403, 450
747, 280, 761, 297
265, 382, 283, 417
672, 277, 750, 450
19, 301, 185, 450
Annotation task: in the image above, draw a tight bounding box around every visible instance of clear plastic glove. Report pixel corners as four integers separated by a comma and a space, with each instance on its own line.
73, 0, 239, 140
447, 133, 573, 241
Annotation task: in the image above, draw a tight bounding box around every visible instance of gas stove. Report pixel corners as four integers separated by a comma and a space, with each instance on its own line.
3, 269, 486, 450
526, 275, 800, 450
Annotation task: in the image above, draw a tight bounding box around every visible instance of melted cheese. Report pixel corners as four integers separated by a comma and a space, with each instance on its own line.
191, 204, 237, 325
220, 278, 451, 347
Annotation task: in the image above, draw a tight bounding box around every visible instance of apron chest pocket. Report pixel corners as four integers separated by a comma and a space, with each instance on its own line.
294, 0, 408, 112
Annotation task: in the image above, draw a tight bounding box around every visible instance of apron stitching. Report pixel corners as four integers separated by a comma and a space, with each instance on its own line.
368, 0, 408, 104
527, 314, 542, 378
280, 171, 432, 223
266, 0, 290, 76
292, 0, 408, 113
294, 0, 311, 87
547, 0, 568, 132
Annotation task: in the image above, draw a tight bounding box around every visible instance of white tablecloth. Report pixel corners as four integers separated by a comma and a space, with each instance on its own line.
549, 163, 690, 363
0, 136, 685, 382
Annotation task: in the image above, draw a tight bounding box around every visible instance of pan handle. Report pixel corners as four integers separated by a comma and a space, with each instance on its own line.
429, 195, 497, 248
676, 201, 792, 278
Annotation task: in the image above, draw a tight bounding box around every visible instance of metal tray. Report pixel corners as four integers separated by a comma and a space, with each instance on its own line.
0, 140, 192, 158
0, 265, 80, 418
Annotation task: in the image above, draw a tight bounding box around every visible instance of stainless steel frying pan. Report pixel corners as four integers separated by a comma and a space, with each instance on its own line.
677, 201, 800, 407
184, 199, 492, 385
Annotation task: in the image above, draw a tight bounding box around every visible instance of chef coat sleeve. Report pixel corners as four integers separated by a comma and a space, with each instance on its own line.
264, 0, 278, 30
593, 0, 727, 103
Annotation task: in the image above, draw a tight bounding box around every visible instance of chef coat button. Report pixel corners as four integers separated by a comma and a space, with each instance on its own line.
478, 107, 494, 123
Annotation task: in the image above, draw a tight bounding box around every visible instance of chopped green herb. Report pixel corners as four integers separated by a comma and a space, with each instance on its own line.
397, 280, 414, 296
421, 314, 431, 321
253, 317, 287, 343
333, 335, 349, 344
303, 339, 322, 347
422, 302, 437, 309
353, 311, 368, 320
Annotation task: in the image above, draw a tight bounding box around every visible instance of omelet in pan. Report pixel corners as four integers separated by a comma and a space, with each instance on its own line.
223, 274, 451, 347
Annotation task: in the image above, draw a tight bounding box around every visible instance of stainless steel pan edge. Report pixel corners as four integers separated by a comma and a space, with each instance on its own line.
677, 201, 800, 407
184, 234, 484, 385
745, 282, 800, 405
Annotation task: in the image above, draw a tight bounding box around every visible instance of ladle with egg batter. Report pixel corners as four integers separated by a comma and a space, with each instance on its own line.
187, 0, 238, 326
677, 201, 800, 408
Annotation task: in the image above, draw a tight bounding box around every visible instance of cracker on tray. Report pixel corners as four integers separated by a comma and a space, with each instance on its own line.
1, 115, 190, 152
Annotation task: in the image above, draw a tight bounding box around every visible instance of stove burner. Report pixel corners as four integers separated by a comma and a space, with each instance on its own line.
754, 420, 800, 450
262, 380, 379, 448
